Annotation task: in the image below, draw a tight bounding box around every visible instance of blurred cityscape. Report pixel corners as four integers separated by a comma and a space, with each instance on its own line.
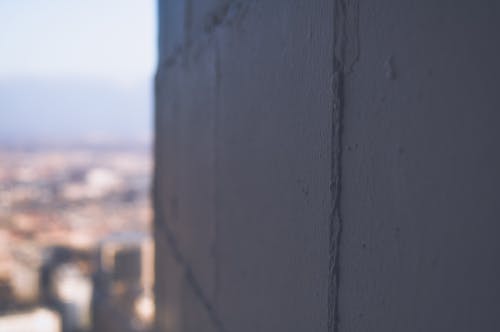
0, 143, 154, 332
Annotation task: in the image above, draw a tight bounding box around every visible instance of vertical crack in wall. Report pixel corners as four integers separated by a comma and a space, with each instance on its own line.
212, 35, 221, 306
328, 43, 344, 332
329, 0, 359, 331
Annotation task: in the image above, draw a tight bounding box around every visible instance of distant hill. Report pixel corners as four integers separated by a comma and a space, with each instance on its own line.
0, 78, 153, 145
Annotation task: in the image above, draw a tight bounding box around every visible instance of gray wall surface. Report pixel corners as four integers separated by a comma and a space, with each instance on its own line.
154, 1, 500, 331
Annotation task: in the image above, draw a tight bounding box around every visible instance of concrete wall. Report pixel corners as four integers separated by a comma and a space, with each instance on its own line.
154, 1, 500, 331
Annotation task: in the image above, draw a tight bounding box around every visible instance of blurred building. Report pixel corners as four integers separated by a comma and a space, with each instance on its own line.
40, 245, 94, 332
10, 243, 42, 305
92, 232, 154, 332
0, 229, 14, 311
52, 264, 93, 332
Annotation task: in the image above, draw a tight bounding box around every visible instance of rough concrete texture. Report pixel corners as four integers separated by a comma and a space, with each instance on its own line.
339, 1, 500, 331
155, 0, 500, 331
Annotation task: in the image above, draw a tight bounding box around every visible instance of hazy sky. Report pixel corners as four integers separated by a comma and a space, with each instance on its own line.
0, 0, 156, 84
0, 0, 156, 143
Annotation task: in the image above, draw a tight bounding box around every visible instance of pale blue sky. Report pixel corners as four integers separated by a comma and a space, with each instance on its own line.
0, 0, 156, 84
0, 0, 156, 143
